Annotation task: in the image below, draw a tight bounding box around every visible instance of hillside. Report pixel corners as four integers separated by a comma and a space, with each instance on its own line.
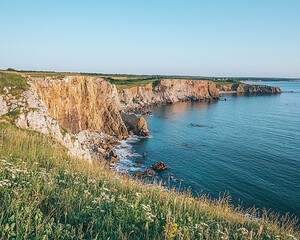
0, 123, 299, 239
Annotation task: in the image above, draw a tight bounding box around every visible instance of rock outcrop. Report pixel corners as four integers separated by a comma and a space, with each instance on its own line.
118, 79, 220, 111
0, 95, 8, 116
120, 112, 150, 137
218, 83, 281, 94
152, 161, 169, 171
32, 76, 128, 136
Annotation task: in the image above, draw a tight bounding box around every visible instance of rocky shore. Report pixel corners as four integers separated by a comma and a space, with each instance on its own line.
0, 74, 282, 174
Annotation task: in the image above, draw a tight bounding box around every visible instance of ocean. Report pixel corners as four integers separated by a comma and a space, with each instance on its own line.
114, 81, 300, 218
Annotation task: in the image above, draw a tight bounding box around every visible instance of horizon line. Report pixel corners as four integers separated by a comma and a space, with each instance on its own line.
1, 68, 299, 80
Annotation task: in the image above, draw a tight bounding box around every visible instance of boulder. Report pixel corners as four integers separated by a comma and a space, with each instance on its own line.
109, 156, 120, 163
135, 171, 144, 178
135, 169, 155, 178
144, 169, 155, 176
107, 149, 117, 158
152, 161, 169, 171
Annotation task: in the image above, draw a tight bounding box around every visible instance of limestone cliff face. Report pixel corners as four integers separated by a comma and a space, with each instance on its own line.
32, 76, 128, 136
218, 83, 281, 94
0, 75, 224, 163
118, 79, 220, 111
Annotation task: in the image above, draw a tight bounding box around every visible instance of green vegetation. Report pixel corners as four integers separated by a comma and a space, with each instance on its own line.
5, 109, 21, 122
0, 72, 29, 96
214, 80, 240, 87
106, 76, 163, 90
0, 122, 299, 239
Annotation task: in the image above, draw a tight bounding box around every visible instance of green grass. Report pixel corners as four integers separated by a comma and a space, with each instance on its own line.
0, 72, 29, 96
0, 122, 299, 239
214, 80, 241, 87
106, 77, 163, 90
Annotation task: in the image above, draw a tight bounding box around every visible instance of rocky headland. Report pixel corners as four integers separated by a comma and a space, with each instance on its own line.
0, 73, 281, 171
218, 82, 281, 94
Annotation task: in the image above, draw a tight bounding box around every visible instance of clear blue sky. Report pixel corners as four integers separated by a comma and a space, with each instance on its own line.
1, 0, 300, 77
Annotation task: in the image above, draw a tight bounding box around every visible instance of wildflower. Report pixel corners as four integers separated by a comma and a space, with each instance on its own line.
165, 222, 179, 238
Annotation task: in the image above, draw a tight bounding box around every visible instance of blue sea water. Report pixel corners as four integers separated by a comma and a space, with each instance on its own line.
115, 81, 300, 218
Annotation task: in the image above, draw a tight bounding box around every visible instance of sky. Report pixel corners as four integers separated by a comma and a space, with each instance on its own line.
0, 0, 300, 77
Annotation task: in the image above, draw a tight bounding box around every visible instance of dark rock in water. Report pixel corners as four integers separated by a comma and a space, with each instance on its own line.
142, 110, 153, 115
190, 123, 205, 128
135, 171, 144, 178
144, 169, 155, 176
152, 161, 169, 171
190, 123, 214, 129
135, 169, 155, 178
136, 159, 143, 164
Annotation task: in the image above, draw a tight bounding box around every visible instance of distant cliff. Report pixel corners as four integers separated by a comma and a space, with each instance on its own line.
118, 79, 220, 111
218, 83, 281, 94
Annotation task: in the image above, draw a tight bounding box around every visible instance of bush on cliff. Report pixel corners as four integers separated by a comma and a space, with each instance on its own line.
0, 122, 299, 239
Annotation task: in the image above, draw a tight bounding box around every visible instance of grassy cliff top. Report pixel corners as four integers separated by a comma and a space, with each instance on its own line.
0, 122, 299, 239
0, 72, 29, 96
0, 69, 229, 90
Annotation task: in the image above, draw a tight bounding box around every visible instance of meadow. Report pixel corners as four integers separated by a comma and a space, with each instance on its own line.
0, 122, 299, 239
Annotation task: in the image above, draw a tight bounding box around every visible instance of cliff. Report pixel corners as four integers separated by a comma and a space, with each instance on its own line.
118, 79, 220, 111
218, 83, 281, 94
32, 76, 128, 135
0, 75, 219, 162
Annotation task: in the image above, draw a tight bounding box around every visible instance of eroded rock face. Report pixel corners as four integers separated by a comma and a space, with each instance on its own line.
118, 79, 220, 111
32, 76, 128, 136
218, 83, 281, 94
120, 112, 150, 137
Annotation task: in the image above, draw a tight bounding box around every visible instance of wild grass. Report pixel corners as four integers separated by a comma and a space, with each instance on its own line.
0, 72, 29, 96
0, 122, 299, 239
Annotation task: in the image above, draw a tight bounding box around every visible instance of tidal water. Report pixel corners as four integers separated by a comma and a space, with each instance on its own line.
115, 81, 300, 218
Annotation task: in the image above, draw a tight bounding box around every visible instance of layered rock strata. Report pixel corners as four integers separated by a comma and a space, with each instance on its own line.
32, 76, 128, 135
218, 83, 281, 94
118, 79, 220, 111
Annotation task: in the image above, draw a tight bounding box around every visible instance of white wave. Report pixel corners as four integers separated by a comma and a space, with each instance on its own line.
113, 135, 145, 173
